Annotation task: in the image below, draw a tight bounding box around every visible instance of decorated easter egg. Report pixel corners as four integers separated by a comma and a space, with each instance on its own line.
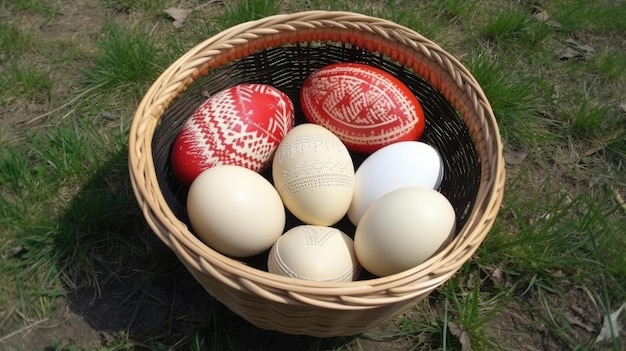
171, 83, 294, 187
272, 124, 355, 226
268, 225, 361, 282
300, 62, 424, 153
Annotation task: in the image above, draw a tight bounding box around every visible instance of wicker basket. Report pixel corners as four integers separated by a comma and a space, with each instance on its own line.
128, 11, 505, 337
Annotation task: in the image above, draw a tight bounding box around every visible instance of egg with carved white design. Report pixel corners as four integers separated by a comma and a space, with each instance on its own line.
171, 83, 294, 187
300, 62, 424, 154
268, 225, 361, 282
272, 124, 355, 226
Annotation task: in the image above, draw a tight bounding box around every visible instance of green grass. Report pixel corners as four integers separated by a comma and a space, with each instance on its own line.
0, 63, 53, 105
103, 0, 170, 14
0, 22, 32, 54
0, 121, 131, 322
480, 7, 532, 43
82, 22, 172, 101
220, 0, 282, 28
466, 55, 557, 148
1, 0, 625, 350
6, 0, 61, 17
546, 0, 626, 33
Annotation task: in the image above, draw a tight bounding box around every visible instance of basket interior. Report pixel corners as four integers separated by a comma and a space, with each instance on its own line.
151, 42, 481, 276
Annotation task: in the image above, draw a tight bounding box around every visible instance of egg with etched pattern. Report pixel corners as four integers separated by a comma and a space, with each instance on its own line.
171, 83, 294, 187
300, 62, 424, 154
268, 225, 361, 282
272, 123, 355, 226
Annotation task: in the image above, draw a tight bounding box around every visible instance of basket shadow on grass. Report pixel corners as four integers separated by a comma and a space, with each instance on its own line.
59, 149, 357, 350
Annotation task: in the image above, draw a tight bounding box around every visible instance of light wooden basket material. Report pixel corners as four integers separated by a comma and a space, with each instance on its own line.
128, 11, 505, 337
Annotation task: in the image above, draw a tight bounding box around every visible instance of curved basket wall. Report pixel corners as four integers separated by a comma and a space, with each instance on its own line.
128, 11, 506, 337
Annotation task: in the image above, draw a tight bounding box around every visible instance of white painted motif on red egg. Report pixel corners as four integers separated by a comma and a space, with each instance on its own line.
172, 83, 294, 186
301, 63, 424, 153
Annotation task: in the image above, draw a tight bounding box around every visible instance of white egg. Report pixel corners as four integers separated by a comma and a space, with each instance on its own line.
267, 225, 361, 282
187, 165, 285, 257
348, 141, 444, 225
354, 186, 455, 277
272, 124, 355, 226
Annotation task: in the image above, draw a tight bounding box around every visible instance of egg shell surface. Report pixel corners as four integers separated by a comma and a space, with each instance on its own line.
171, 83, 294, 187
272, 124, 355, 226
268, 225, 361, 282
348, 141, 444, 225
187, 165, 285, 257
354, 186, 456, 277
300, 62, 425, 154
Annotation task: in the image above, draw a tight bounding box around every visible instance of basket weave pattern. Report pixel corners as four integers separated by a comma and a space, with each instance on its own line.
129, 11, 505, 337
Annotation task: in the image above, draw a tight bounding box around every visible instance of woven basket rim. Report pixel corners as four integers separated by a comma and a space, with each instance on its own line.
129, 10, 505, 308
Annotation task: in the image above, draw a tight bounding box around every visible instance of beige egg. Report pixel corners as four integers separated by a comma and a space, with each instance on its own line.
272, 124, 355, 226
354, 186, 456, 277
187, 165, 285, 257
268, 225, 361, 282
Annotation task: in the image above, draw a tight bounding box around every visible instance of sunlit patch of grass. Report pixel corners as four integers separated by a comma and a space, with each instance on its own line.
0, 22, 33, 55
103, 0, 170, 16
439, 275, 504, 351
594, 50, 626, 82
82, 22, 170, 101
478, 178, 626, 349
547, 0, 626, 33
436, 0, 472, 20
0, 63, 53, 105
482, 183, 626, 302
569, 99, 612, 139
6, 0, 61, 17
480, 7, 532, 43
219, 0, 281, 29
466, 54, 557, 148
47, 37, 91, 64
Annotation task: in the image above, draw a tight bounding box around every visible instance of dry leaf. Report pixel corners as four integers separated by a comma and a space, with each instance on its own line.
595, 303, 625, 343
534, 10, 549, 22
448, 322, 471, 351
620, 102, 626, 114
504, 150, 528, 165
560, 47, 583, 60
164, 8, 191, 28
490, 264, 505, 284
566, 38, 595, 53
545, 20, 562, 28
567, 314, 596, 333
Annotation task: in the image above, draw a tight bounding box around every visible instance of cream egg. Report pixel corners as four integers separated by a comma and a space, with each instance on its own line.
272, 124, 355, 226
187, 165, 285, 257
354, 186, 455, 277
268, 225, 361, 282
348, 141, 444, 225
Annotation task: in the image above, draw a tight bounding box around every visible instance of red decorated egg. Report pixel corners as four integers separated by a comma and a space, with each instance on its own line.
171, 83, 295, 187
300, 62, 425, 154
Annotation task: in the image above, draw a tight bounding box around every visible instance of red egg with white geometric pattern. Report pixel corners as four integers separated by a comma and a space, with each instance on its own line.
171, 83, 295, 187
300, 62, 424, 154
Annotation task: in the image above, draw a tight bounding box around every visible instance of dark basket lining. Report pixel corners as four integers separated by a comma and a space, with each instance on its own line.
151, 42, 481, 270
